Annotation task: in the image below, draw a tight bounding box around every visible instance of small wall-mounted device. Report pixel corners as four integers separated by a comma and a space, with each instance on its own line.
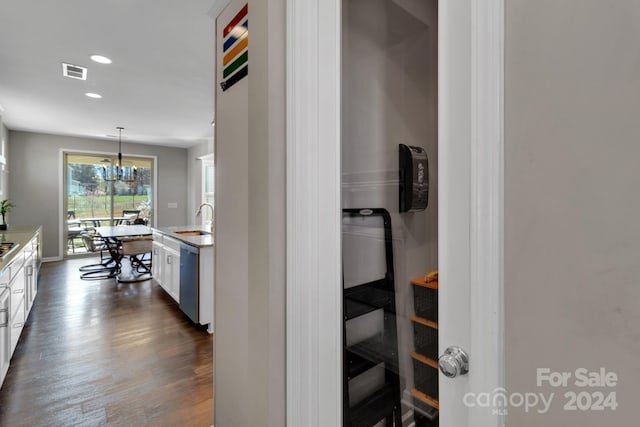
399, 144, 429, 212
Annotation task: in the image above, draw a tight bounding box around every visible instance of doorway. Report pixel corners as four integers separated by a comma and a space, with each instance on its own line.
285, 0, 504, 425
63, 152, 155, 256
340, 1, 438, 425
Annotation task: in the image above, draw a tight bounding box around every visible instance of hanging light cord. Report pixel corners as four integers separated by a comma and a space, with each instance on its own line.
117, 126, 124, 180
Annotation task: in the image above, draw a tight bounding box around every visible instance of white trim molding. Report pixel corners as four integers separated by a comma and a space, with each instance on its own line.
468, 0, 504, 425
286, 0, 342, 426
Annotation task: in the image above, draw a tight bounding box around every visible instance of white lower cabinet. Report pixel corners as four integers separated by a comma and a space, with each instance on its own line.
152, 235, 181, 303
152, 241, 163, 282
24, 256, 37, 314
0, 230, 41, 389
164, 246, 181, 303
8, 261, 25, 357
0, 288, 9, 385
151, 229, 213, 333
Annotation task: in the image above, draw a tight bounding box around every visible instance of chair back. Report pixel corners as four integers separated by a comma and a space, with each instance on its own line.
122, 209, 140, 218
80, 233, 105, 253
120, 236, 153, 256
67, 210, 76, 219
122, 210, 141, 225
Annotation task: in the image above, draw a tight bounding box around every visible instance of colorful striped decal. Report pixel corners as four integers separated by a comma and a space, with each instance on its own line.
223, 20, 248, 51
220, 4, 249, 92
223, 35, 248, 66
223, 4, 248, 38
224, 51, 248, 78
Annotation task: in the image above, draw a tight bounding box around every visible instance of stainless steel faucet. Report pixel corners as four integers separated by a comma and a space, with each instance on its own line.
195, 203, 214, 230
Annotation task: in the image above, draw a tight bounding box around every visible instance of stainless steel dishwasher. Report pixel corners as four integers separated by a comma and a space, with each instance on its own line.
179, 242, 199, 323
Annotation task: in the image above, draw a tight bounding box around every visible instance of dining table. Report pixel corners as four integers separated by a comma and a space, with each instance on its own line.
94, 225, 153, 283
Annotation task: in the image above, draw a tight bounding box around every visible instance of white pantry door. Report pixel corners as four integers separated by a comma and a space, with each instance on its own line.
437, 0, 504, 426
286, 0, 504, 426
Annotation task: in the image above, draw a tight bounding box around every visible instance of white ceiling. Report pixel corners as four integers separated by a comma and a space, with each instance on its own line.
0, 0, 216, 148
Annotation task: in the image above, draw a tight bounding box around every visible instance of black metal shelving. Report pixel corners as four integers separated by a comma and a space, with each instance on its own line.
342, 208, 401, 427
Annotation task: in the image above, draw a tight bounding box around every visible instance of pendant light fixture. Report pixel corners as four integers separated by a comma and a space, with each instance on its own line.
116, 126, 124, 180
102, 127, 137, 182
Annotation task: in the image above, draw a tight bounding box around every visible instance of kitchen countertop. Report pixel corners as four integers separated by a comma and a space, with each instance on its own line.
152, 225, 213, 248
0, 226, 41, 271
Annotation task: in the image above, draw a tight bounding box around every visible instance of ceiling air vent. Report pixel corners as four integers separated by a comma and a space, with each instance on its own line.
62, 63, 87, 80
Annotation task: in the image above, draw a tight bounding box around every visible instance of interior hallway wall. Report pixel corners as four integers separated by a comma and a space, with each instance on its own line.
213, 0, 285, 425
8, 130, 188, 258
505, 1, 640, 425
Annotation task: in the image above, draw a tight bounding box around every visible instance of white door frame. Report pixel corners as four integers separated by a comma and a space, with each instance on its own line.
286, 0, 504, 426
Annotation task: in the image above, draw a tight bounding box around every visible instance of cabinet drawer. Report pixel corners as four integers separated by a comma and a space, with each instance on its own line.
10, 284, 25, 320
9, 299, 25, 357
163, 236, 181, 252
0, 288, 8, 327
152, 232, 164, 244
0, 268, 9, 289
7, 257, 25, 281
23, 240, 35, 257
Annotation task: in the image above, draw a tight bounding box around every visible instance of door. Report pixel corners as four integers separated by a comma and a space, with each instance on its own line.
63, 152, 155, 256
286, 0, 504, 426
0, 288, 9, 384
152, 240, 163, 284
164, 246, 180, 303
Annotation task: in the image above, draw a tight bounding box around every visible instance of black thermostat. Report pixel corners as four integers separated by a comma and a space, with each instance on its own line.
399, 144, 429, 212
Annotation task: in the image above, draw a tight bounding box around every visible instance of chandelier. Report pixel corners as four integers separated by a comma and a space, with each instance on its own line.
102, 127, 137, 182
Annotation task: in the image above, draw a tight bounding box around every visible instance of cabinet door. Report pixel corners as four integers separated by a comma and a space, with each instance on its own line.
165, 247, 180, 303
9, 299, 24, 358
24, 254, 35, 313
9, 267, 25, 322
152, 242, 164, 286
0, 289, 9, 385
31, 254, 37, 300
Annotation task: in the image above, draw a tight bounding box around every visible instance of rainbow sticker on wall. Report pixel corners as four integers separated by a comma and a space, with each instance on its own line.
220, 4, 248, 92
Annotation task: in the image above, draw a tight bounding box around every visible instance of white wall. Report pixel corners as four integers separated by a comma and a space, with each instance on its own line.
505, 1, 640, 425
342, 0, 437, 411
8, 130, 188, 258
214, 0, 285, 426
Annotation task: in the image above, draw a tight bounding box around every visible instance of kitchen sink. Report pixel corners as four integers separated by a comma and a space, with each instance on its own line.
173, 230, 211, 236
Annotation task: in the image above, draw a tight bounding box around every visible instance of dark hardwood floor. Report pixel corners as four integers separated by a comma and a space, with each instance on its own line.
0, 257, 213, 427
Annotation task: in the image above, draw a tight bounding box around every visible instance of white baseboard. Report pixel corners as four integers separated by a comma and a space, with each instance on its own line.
42, 256, 63, 263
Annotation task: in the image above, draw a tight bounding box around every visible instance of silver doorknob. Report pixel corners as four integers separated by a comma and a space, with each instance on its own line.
438, 346, 469, 378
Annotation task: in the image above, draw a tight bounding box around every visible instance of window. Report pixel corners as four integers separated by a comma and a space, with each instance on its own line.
201, 158, 214, 225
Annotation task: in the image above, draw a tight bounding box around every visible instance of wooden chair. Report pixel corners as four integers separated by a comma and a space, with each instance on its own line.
119, 236, 153, 276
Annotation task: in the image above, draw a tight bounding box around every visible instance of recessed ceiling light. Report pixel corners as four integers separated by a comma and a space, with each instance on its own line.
90, 55, 112, 64
85, 92, 102, 99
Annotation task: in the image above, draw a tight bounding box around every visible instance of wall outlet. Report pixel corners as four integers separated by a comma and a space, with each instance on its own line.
168, 202, 178, 208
